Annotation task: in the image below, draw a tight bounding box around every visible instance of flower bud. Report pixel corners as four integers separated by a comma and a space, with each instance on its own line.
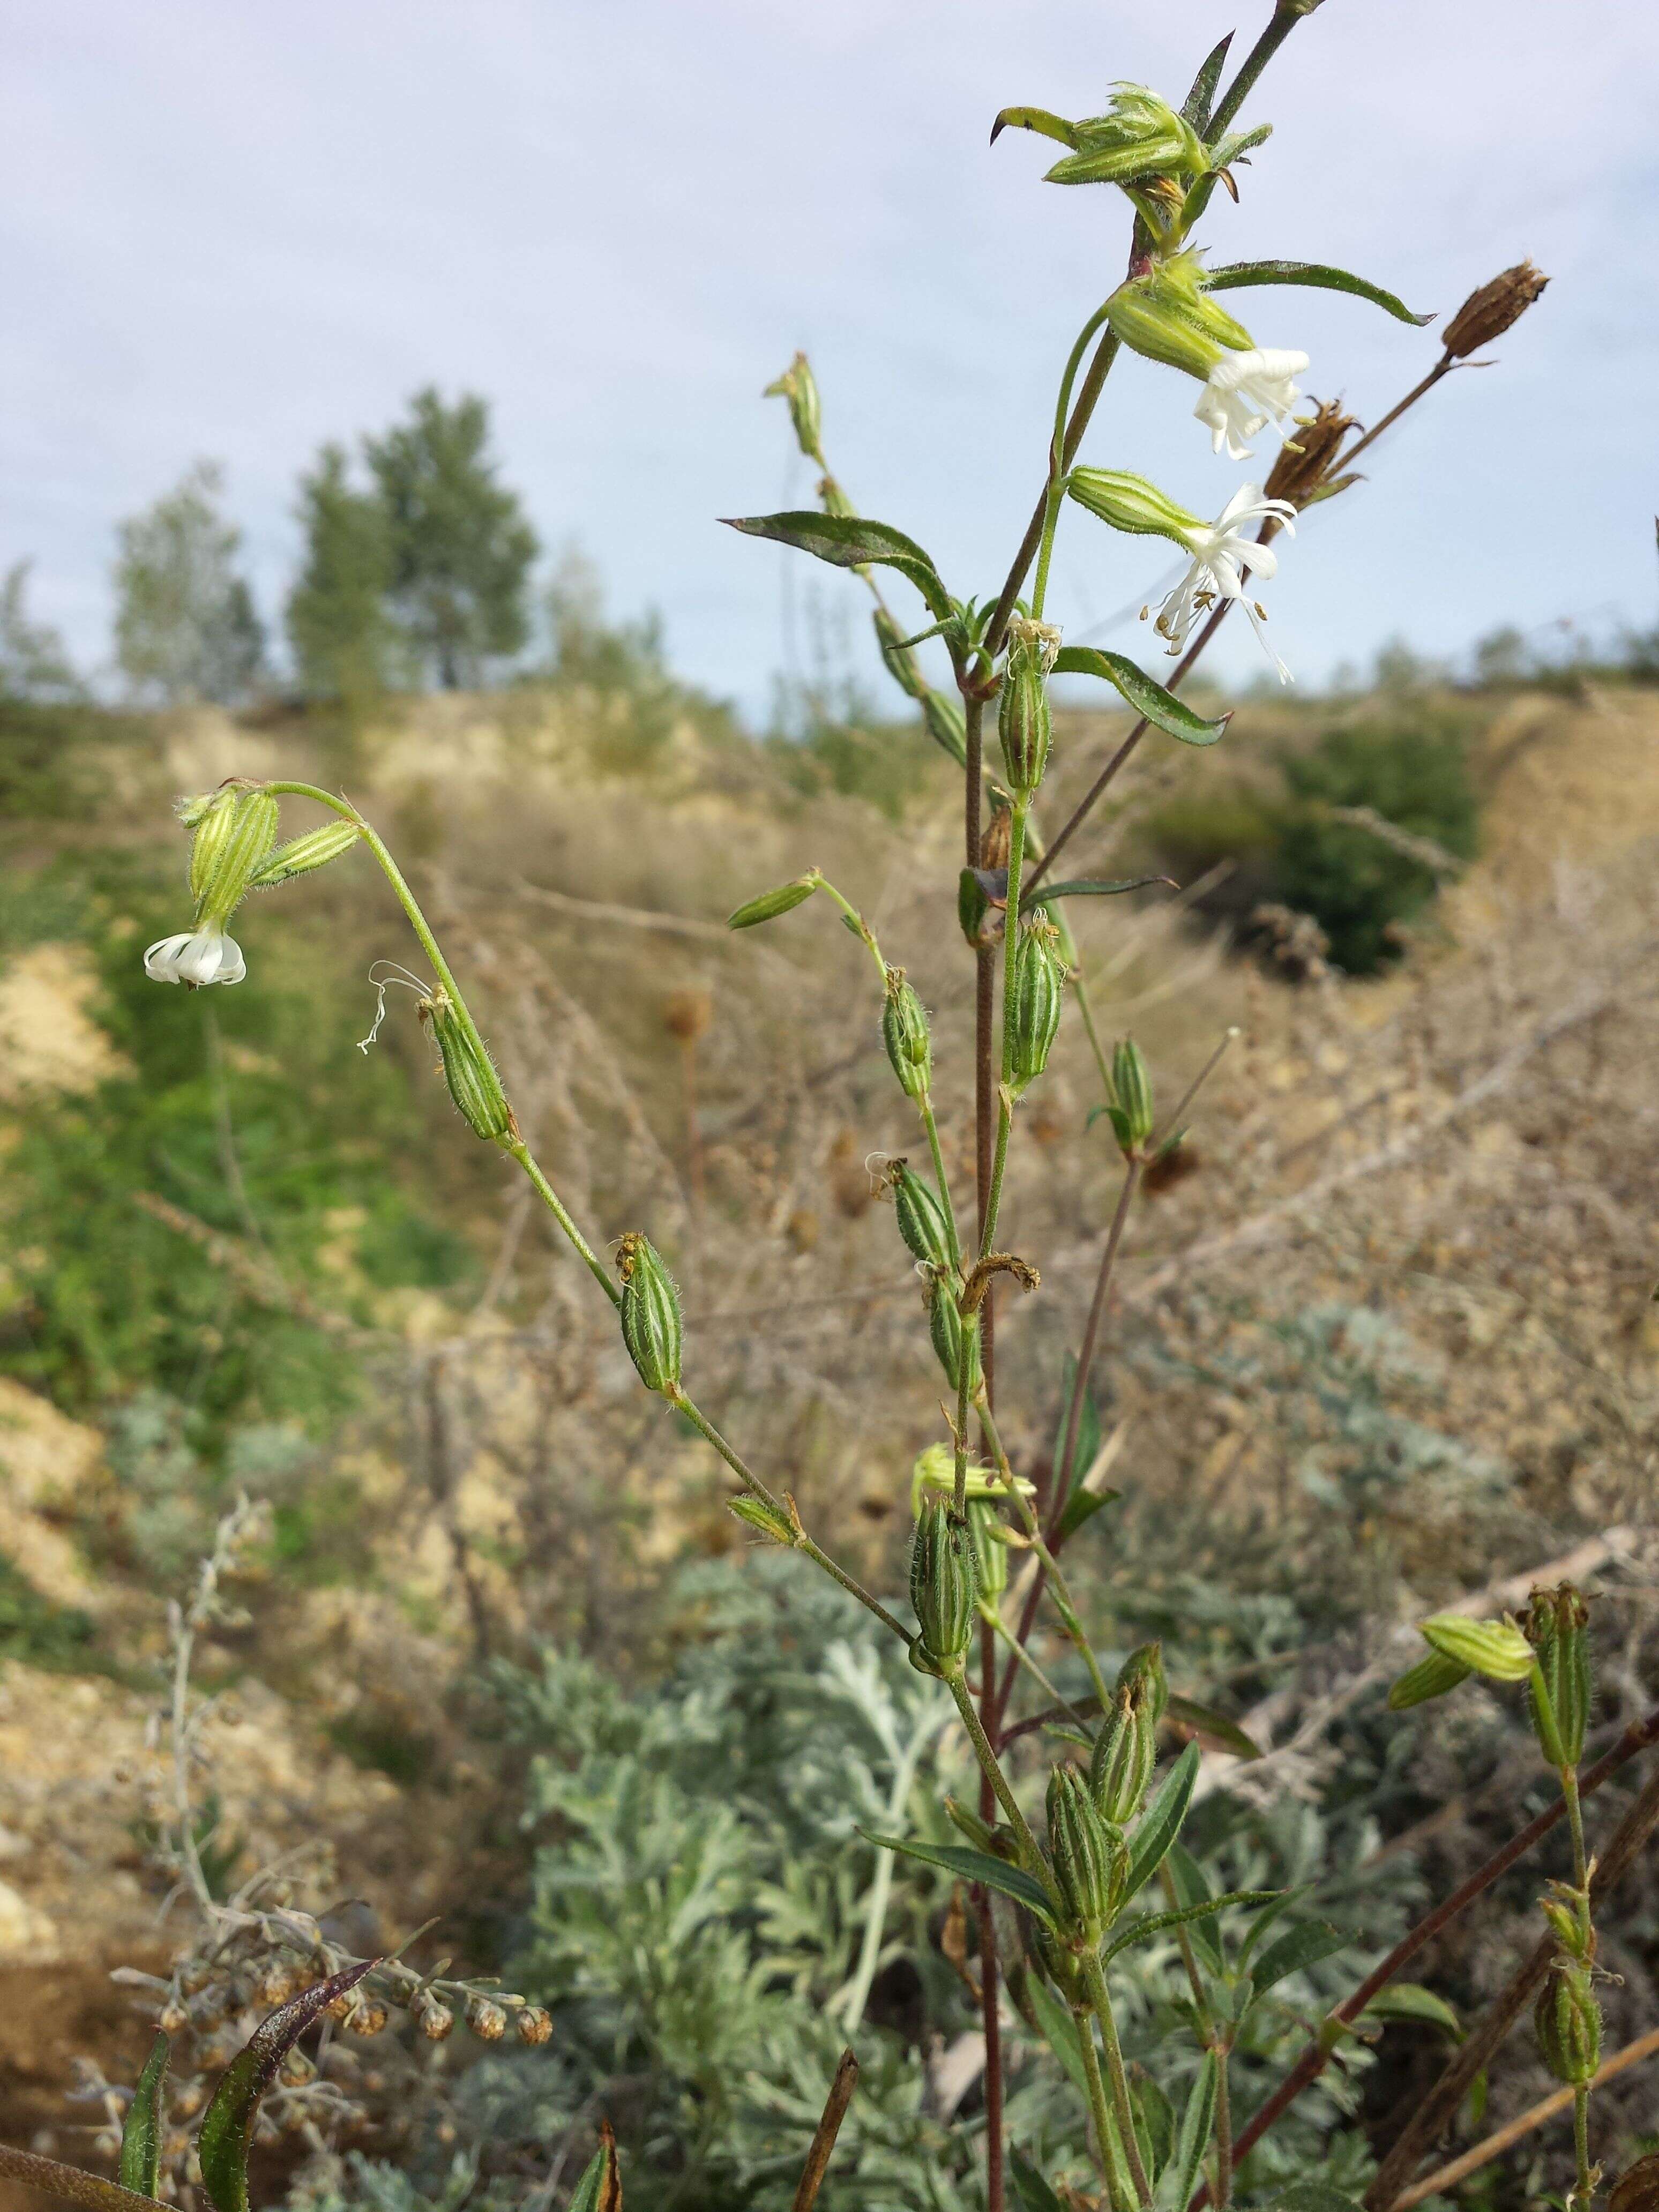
1042, 87, 1204, 190
1387, 1647, 1473, 1712
997, 620, 1059, 797
195, 790, 279, 925
882, 969, 933, 1101
1067, 468, 1202, 544
1008, 917, 1066, 1096
515, 2005, 553, 2046
1441, 260, 1548, 361
1527, 1584, 1592, 1768
1047, 1763, 1129, 1944
888, 1159, 954, 1270
616, 1232, 683, 1398
421, 990, 513, 1143
728, 1493, 797, 1546
1116, 1641, 1169, 1724
1104, 252, 1253, 381
414, 1996, 455, 2041
1419, 1614, 1536, 1683
1262, 399, 1358, 511
1090, 1665, 1159, 1824
1534, 1961, 1601, 2087
928, 1275, 983, 1400
1105, 1038, 1155, 1155
249, 819, 362, 889
465, 1996, 508, 2042
923, 689, 968, 767
874, 608, 927, 700
1610, 2155, 1659, 2212
763, 351, 824, 462
909, 1498, 978, 1677
728, 873, 819, 929
345, 1998, 389, 2037
966, 1498, 1010, 1618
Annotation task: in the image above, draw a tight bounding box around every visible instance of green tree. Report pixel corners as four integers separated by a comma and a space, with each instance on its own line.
112, 461, 266, 705
365, 390, 538, 687
0, 561, 82, 702
285, 444, 397, 704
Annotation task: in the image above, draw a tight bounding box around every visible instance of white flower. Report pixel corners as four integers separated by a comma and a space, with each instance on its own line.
1152, 483, 1297, 683
1194, 347, 1309, 460
144, 927, 246, 987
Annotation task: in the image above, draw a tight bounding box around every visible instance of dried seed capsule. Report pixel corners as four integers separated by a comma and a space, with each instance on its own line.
908, 1498, 978, 1678
1526, 1584, 1592, 1768
882, 969, 933, 1101
874, 608, 926, 700
465, 1996, 508, 2042
1387, 1647, 1473, 1711
997, 621, 1059, 797
1008, 918, 1066, 1095
1107, 1039, 1155, 1154
1610, 2154, 1659, 2212
888, 1159, 953, 1270
616, 1232, 683, 1398
421, 989, 513, 1143
1441, 260, 1549, 360
515, 2005, 553, 2046
1535, 1961, 1601, 2087
1047, 1763, 1129, 1945
922, 690, 968, 767
928, 1275, 982, 1400
1264, 398, 1359, 511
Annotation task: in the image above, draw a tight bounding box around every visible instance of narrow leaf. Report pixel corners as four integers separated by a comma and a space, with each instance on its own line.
1164, 1695, 1262, 1761
119, 2034, 169, 2200
1363, 1983, 1463, 2039
991, 106, 1079, 151
1155, 2052, 1219, 2212
1026, 1971, 1094, 2104
1029, 876, 1175, 908
1201, 259, 1432, 327
198, 1961, 375, 2212
722, 511, 952, 619
1057, 1485, 1120, 1542
1167, 1840, 1223, 1974
1235, 1884, 1314, 1970
858, 1830, 1057, 1923
568, 2124, 622, 2212
1010, 2149, 1068, 2212
728, 875, 819, 929
1102, 1890, 1279, 1970
1124, 1740, 1200, 1901
1267, 2186, 1367, 2212
1249, 1920, 1348, 1994
1183, 33, 1234, 133
1051, 646, 1230, 746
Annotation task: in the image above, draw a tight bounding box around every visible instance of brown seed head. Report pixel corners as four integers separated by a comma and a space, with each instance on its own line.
515, 2004, 554, 2046
1264, 399, 1358, 510
1441, 259, 1549, 359
662, 986, 713, 1044
415, 1995, 456, 2042
466, 1996, 508, 2041
345, 1999, 389, 2037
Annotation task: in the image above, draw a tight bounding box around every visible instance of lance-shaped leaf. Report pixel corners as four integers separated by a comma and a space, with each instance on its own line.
199, 1961, 375, 2212
1165, 1694, 1262, 1761
1025, 1972, 1094, 2104
858, 1829, 1058, 1924
1363, 1983, 1463, 2039
1154, 2051, 1219, 2212
1247, 1919, 1348, 1994
1201, 260, 1432, 327
1051, 646, 1230, 746
1102, 1889, 1279, 1971
990, 106, 1079, 150
1123, 1740, 1200, 1901
1182, 33, 1234, 133
1028, 876, 1176, 911
722, 512, 953, 621
568, 2123, 622, 2212
1010, 2148, 1069, 2212
728, 874, 820, 929
1167, 1841, 1224, 1975
1056, 1485, 1120, 1541
120, 2034, 169, 2200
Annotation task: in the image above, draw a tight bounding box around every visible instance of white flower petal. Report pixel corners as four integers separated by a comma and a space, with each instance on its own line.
144, 932, 194, 982
141, 927, 246, 987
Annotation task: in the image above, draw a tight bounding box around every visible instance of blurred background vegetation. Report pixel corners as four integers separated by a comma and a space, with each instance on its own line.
4, 398, 1659, 2209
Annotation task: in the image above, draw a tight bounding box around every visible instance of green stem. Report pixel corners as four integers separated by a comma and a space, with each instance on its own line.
813, 872, 889, 987
919, 1097, 963, 1271
982, 1405, 1113, 1713
946, 1668, 1047, 1877
1085, 1953, 1154, 2209
1562, 1766, 1589, 1888
978, 799, 1029, 1261
990, 1610, 1080, 1716
1214, 2041, 1235, 2211
1573, 2086, 1592, 2204
1076, 2008, 1135, 2206
508, 1141, 618, 1304
1072, 972, 1115, 1098
1207, 3, 1305, 139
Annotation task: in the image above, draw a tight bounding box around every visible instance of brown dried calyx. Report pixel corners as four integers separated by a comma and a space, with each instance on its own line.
1264, 398, 1358, 510
1441, 258, 1549, 359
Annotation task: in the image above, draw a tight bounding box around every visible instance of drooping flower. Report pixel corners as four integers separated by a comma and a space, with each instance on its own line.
1194, 348, 1309, 460
143, 927, 247, 988
1153, 482, 1297, 681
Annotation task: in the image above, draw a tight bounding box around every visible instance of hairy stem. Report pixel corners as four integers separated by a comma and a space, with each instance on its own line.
947, 1667, 1047, 1877
1085, 1953, 1154, 2209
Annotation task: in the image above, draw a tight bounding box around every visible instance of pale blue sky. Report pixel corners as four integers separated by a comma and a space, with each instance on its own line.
4, 1, 1657, 713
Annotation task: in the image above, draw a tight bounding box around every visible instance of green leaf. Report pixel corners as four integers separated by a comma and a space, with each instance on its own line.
1057, 1485, 1120, 1542
1164, 1694, 1263, 1760
1029, 876, 1175, 909
858, 1829, 1057, 1923
1102, 1889, 1279, 1970
1183, 33, 1234, 133
1249, 1920, 1349, 1994
990, 106, 1079, 151
728, 874, 819, 929
1201, 259, 1432, 327
1124, 1741, 1200, 1901
1026, 1971, 1094, 2104
722, 511, 952, 619
120, 2032, 169, 2200
1051, 646, 1230, 746
1235, 1884, 1314, 1970
1167, 1840, 1224, 1974
199, 1961, 375, 2212
1363, 1983, 1464, 2039
1155, 2051, 1219, 2212
1010, 2148, 1069, 2212
567, 2130, 621, 2212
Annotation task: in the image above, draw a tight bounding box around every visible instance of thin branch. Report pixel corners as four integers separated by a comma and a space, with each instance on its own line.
791, 2048, 860, 2212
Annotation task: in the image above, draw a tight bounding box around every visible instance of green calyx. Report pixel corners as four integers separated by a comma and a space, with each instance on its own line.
1047, 1762, 1129, 1944
997, 619, 1058, 797
888, 1158, 954, 1271
1535, 1960, 1601, 2087
1067, 467, 1201, 548
909, 1498, 978, 1675
421, 989, 514, 1144
191, 789, 279, 926
1008, 917, 1067, 1095
763, 351, 823, 464
617, 1231, 684, 1398
1103, 1038, 1156, 1156
883, 969, 934, 1101
928, 1275, 983, 1400
1527, 1583, 1592, 1768
1104, 251, 1253, 380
